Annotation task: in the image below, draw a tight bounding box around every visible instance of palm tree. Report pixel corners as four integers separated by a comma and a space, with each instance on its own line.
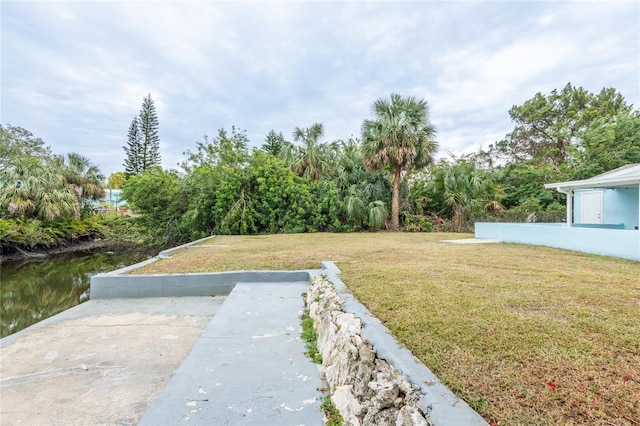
283, 123, 336, 181
361, 94, 438, 230
59, 153, 105, 211
0, 157, 78, 221
430, 161, 501, 231
333, 140, 391, 230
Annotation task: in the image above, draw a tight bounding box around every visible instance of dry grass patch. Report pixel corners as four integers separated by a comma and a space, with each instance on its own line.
135, 233, 640, 425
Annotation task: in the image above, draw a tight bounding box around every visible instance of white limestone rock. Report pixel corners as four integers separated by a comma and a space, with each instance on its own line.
396, 405, 431, 426
325, 341, 358, 391
367, 407, 399, 425
332, 385, 362, 426
369, 380, 400, 410
317, 317, 337, 362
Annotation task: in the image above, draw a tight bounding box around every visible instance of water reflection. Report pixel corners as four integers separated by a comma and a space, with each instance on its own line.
0, 248, 155, 338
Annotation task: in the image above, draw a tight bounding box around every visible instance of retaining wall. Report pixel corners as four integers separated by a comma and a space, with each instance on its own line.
317, 262, 487, 426
91, 270, 311, 298
90, 237, 312, 298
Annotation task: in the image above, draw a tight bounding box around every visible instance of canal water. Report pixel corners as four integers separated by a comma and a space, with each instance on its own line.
0, 247, 156, 338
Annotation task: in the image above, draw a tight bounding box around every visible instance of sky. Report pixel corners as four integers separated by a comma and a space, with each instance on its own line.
2, 0, 639, 179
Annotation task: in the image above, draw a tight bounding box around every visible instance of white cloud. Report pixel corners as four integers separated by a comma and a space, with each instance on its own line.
2, 0, 638, 177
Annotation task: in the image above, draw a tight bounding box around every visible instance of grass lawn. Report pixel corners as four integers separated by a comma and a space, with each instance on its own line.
136, 232, 640, 425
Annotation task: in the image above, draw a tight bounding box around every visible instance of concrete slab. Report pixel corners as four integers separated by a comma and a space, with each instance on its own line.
0, 297, 223, 426
140, 282, 324, 426
440, 238, 500, 244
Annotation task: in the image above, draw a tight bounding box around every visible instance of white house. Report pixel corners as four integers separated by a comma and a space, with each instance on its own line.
475, 164, 640, 261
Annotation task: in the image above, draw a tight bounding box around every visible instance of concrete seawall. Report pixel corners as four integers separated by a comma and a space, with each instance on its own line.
91, 269, 312, 298
90, 237, 315, 298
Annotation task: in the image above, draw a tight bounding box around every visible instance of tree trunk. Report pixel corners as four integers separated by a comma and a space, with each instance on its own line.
453, 206, 464, 232
390, 166, 402, 231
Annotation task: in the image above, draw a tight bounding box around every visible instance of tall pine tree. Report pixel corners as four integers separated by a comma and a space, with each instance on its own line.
123, 93, 161, 177
139, 93, 161, 169
262, 129, 286, 157
123, 116, 142, 176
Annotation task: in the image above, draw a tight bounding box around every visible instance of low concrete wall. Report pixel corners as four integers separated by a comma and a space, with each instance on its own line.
317, 262, 487, 426
91, 270, 311, 299
90, 237, 312, 298
475, 222, 640, 261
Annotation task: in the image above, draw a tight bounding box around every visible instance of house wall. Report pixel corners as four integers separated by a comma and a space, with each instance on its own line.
89, 189, 128, 208
574, 187, 639, 230
475, 222, 639, 261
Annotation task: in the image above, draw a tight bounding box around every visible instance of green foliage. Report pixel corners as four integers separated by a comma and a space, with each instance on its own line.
321, 396, 344, 426
0, 156, 79, 221
95, 213, 149, 244
331, 140, 391, 231
282, 123, 338, 181
0, 124, 52, 169
308, 180, 341, 232
180, 126, 249, 173
57, 153, 106, 213
0, 214, 123, 252
107, 171, 126, 189
4, 83, 638, 249
367, 200, 388, 230
403, 215, 434, 232
177, 151, 338, 237
242, 151, 316, 233
448, 84, 640, 214
0, 125, 121, 250
300, 313, 322, 364
495, 162, 566, 210
572, 112, 640, 178
418, 159, 502, 231
123, 168, 179, 221
545, 200, 566, 213
124, 116, 143, 176
121, 167, 185, 244
492, 83, 633, 166
139, 93, 161, 169
9, 219, 56, 248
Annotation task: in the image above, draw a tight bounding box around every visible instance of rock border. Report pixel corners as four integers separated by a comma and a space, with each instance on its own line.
313, 262, 487, 426
306, 275, 429, 425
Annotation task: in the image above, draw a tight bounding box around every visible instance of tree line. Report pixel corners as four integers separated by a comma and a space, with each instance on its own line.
2, 84, 639, 252
122, 94, 438, 243
0, 124, 109, 252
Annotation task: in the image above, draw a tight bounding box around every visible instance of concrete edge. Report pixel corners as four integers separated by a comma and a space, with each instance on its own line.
440, 238, 500, 244
318, 261, 487, 426
90, 236, 323, 299
90, 270, 319, 299
157, 235, 214, 258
